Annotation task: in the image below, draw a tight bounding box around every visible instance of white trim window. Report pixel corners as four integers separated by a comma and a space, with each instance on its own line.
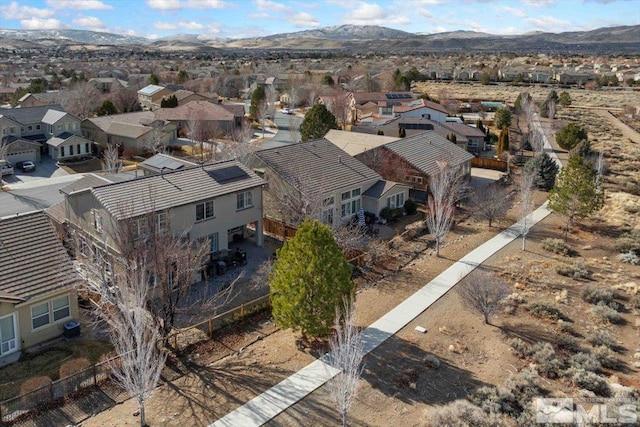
156, 212, 168, 233
321, 196, 334, 225
0, 314, 18, 356
31, 295, 71, 330
387, 192, 405, 209
92, 209, 103, 232
236, 191, 253, 210
340, 188, 361, 218
209, 232, 219, 253
196, 200, 214, 221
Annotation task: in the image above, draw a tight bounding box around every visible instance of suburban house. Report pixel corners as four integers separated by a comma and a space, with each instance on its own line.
17, 90, 80, 108
248, 138, 410, 225
347, 91, 415, 124
81, 111, 176, 153
138, 153, 198, 176
61, 160, 265, 280
46, 132, 94, 161
0, 104, 77, 160
0, 211, 79, 366
88, 77, 129, 94
137, 85, 172, 110
392, 98, 449, 123
162, 89, 207, 106
154, 100, 243, 136
347, 131, 474, 200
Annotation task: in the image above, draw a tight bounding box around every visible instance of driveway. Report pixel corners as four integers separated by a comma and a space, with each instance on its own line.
1, 155, 69, 185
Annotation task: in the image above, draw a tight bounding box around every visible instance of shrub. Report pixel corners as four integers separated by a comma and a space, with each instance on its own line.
504, 368, 544, 411
631, 294, 640, 311
618, 252, 639, 265
568, 352, 601, 372
509, 338, 533, 358
593, 345, 620, 370
615, 230, 640, 255
470, 385, 519, 417
581, 286, 616, 306
570, 369, 610, 396
530, 342, 563, 378
404, 199, 418, 215
557, 319, 577, 336
556, 123, 588, 151
524, 153, 559, 191
587, 329, 617, 349
542, 238, 574, 256
379, 207, 394, 222
527, 302, 569, 321
557, 335, 582, 354
426, 399, 509, 427
556, 262, 592, 280
59, 357, 91, 378
591, 303, 623, 325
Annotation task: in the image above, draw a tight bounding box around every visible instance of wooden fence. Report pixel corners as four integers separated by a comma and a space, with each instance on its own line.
471, 157, 508, 171
263, 217, 298, 241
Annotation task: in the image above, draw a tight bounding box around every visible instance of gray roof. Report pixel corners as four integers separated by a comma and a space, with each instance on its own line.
0, 211, 78, 301
362, 180, 407, 199
139, 153, 197, 173
46, 132, 75, 147
59, 173, 114, 195
106, 122, 150, 139
91, 160, 265, 220
1, 104, 65, 124
384, 131, 474, 176
253, 139, 380, 195
84, 111, 157, 133
138, 85, 166, 96
41, 109, 69, 124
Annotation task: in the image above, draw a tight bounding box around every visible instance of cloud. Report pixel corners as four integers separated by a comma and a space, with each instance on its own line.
1, 2, 53, 19
182, 21, 205, 30
185, 0, 227, 7
255, 0, 288, 12
526, 15, 571, 31
154, 22, 178, 30
345, 2, 410, 26
147, 0, 182, 10
287, 12, 320, 28
72, 15, 108, 31
154, 21, 205, 31
20, 18, 63, 30
46, 0, 113, 10
498, 5, 526, 17
525, 0, 557, 6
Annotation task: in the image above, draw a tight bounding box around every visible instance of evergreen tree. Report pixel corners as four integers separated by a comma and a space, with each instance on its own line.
300, 103, 338, 141
161, 95, 178, 108
479, 72, 491, 85
556, 123, 588, 150
250, 86, 266, 119
497, 126, 509, 157
176, 70, 189, 84
524, 152, 559, 191
549, 155, 604, 241
398, 127, 406, 138
494, 107, 512, 130
96, 100, 118, 116
270, 219, 354, 338
558, 91, 572, 106
148, 74, 160, 85
449, 133, 457, 143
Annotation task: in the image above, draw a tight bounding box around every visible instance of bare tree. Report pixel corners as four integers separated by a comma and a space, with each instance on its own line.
518, 169, 535, 251
425, 162, 466, 256
547, 99, 557, 120
457, 270, 510, 324
257, 99, 271, 139
79, 243, 166, 427
222, 120, 260, 164
102, 143, 122, 174
470, 184, 510, 227
265, 84, 279, 118
142, 122, 169, 155
326, 296, 365, 427
63, 81, 102, 119
110, 88, 140, 113
187, 117, 220, 162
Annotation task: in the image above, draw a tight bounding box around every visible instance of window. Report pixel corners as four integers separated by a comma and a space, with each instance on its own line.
52, 296, 70, 321
209, 232, 218, 253
77, 144, 81, 155
196, 200, 214, 221
406, 175, 423, 184
340, 188, 361, 218
85, 143, 89, 154
236, 191, 253, 210
31, 303, 50, 329
92, 209, 103, 232
322, 197, 335, 225
0, 314, 17, 355
157, 212, 168, 232
9, 127, 15, 134
387, 192, 405, 209
135, 217, 149, 237
27, 125, 33, 131
36, 124, 41, 130
69, 145, 74, 156
60, 146, 65, 157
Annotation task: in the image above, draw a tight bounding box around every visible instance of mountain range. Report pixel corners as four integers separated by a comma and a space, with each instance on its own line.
0, 24, 638, 54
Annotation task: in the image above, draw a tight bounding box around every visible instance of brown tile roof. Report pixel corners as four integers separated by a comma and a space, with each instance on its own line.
0, 211, 78, 301
91, 160, 265, 220
154, 100, 234, 121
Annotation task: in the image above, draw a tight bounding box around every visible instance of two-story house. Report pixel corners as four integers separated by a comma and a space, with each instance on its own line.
62, 160, 265, 281
0, 211, 79, 366
248, 139, 410, 224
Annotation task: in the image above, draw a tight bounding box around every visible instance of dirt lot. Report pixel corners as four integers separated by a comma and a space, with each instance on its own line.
79, 84, 640, 427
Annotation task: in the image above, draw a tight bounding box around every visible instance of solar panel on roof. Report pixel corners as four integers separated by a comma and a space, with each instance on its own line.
208, 165, 248, 183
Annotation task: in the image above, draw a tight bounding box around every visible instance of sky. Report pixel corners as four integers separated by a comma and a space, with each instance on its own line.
0, 0, 638, 40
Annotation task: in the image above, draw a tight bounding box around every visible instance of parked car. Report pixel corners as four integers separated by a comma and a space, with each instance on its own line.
280, 108, 293, 115
1, 160, 14, 176
21, 161, 36, 172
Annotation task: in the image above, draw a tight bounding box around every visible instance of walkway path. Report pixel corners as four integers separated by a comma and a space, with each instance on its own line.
210, 124, 563, 426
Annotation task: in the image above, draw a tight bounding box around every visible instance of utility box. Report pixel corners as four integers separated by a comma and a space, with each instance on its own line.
63, 320, 81, 338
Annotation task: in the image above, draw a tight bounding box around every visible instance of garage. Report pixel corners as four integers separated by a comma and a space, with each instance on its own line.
5, 138, 40, 164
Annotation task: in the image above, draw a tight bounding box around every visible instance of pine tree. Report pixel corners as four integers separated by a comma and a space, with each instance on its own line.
497, 126, 509, 157
398, 127, 406, 138
549, 155, 604, 241
524, 152, 559, 191
300, 103, 338, 141
494, 107, 512, 129
270, 219, 354, 338
556, 123, 588, 150
250, 86, 266, 119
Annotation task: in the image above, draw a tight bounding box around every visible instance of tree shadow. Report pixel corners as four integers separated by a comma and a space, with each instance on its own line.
360, 332, 492, 406
499, 321, 558, 345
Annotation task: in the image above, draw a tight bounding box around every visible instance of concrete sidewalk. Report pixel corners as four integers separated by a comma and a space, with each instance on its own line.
210, 202, 553, 427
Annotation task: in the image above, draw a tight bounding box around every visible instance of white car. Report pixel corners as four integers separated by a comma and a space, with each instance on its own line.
280, 108, 293, 115
1, 160, 14, 176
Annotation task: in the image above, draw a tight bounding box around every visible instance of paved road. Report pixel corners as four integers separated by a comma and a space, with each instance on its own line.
260, 111, 303, 149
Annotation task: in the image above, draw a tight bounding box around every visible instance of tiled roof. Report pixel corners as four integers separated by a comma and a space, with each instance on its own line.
441, 122, 486, 137
362, 180, 407, 199
84, 111, 156, 132
2, 104, 65, 124
154, 100, 234, 121
59, 173, 113, 195
253, 139, 380, 195
324, 129, 399, 156
0, 211, 78, 301
91, 160, 265, 220
46, 132, 75, 147
41, 109, 69, 124
106, 122, 150, 139
384, 131, 474, 176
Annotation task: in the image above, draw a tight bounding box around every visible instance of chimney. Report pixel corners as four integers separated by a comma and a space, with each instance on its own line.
338, 155, 342, 164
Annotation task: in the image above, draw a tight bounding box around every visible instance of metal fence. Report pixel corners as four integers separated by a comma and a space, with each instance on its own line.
0, 355, 116, 424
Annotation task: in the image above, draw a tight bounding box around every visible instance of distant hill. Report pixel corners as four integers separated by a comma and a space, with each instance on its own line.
0, 25, 638, 53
